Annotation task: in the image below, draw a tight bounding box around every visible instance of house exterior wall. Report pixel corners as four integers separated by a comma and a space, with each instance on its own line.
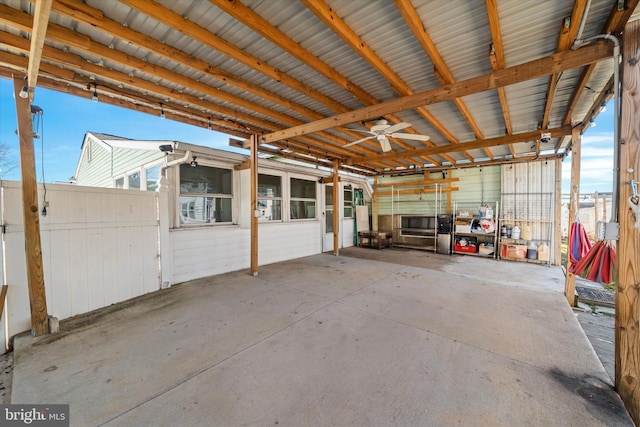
74, 137, 113, 187
0, 182, 160, 349
74, 134, 165, 188
111, 149, 165, 183
376, 166, 501, 216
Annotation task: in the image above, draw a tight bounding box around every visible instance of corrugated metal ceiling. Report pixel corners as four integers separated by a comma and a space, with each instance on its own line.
0, 0, 636, 175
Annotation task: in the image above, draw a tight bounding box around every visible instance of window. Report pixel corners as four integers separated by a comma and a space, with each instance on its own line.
325, 185, 333, 233
258, 174, 282, 221
146, 164, 162, 192
115, 177, 124, 188
290, 178, 316, 220
128, 171, 141, 190
179, 164, 233, 224
344, 186, 353, 218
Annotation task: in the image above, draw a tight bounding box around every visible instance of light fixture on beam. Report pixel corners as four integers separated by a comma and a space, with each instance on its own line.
599, 101, 606, 113
589, 118, 596, 128
207, 116, 212, 130
160, 103, 165, 119
281, 142, 292, 153
91, 83, 98, 102
19, 86, 29, 99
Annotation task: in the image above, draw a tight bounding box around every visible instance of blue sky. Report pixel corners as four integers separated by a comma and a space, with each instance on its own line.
0, 77, 614, 194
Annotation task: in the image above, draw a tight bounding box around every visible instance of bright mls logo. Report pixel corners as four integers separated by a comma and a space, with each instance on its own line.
0, 405, 69, 426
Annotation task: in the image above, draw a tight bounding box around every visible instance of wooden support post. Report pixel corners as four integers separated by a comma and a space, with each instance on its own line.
333, 162, 340, 256
594, 192, 600, 228
554, 159, 562, 266
616, 19, 640, 425
250, 134, 259, 276
13, 77, 48, 336
564, 126, 581, 306
372, 176, 379, 231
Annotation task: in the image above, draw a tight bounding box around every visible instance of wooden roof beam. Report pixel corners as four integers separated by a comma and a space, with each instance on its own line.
396, 0, 492, 160
206, 0, 438, 165
538, 0, 587, 155
262, 41, 612, 143
485, 0, 515, 157
34, 1, 392, 157
560, 0, 639, 135
348, 125, 572, 166
302, 0, 462, 165
112, 0, 419, 163
0, 27, 398, 165
25, 0, 52, 100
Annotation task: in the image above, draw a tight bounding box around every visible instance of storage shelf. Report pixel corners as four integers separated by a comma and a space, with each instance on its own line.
453, 201, 499, 260
455, 232, 496, 238
395, 244, 436, 251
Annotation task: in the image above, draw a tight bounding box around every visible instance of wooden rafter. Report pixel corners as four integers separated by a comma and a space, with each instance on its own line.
207, 0, 436, 165
560, 0, 639, 137
395, 0, 494, 160
0, 23, 402, 170
47, 0, 403, 164
348, 125, 572, 166
485, 0, 515, 157
538, 0, 586, 156
25, 0, 52, 99
262, 41, 611, 144
302, 0, 463, 165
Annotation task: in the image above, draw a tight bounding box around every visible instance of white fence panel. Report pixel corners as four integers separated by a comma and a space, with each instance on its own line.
1, 182, 160, 343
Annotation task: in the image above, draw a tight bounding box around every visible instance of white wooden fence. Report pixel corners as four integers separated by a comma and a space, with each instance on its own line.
0, 181, 161, 350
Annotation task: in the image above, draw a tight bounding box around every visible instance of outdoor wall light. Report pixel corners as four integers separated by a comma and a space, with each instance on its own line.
160, 103, 165, 119
19, 86, 29, 99
190, 156, 198, 168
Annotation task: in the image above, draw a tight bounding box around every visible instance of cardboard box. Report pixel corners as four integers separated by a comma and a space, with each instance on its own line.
500, 243, 526, 259
456, 210, 474, 219
455, 219, 473, 233
479, 244, 494, 255
455, 224, 472, 233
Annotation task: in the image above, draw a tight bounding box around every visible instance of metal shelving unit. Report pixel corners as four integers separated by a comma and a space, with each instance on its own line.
498, 192, 553, 264
452, 201, 499, 259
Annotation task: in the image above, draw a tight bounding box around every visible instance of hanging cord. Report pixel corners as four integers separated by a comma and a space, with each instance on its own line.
33, 108, 47, 216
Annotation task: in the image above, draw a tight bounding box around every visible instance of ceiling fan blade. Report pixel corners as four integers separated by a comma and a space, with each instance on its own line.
344, 135, 375, 148
390, 132, 430, 141
379, 136, 392, 152
384, 122, 411, 134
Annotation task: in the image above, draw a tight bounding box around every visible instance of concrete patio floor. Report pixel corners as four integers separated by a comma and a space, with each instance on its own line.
11, 248, 632, 426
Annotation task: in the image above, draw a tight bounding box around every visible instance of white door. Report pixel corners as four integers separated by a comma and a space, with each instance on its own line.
322, 184, 334, 252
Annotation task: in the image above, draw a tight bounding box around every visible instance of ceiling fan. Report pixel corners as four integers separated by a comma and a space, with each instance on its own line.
344, 119, 430, 152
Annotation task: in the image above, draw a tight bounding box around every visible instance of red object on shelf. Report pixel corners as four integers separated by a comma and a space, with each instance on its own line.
454, 244, 477, 253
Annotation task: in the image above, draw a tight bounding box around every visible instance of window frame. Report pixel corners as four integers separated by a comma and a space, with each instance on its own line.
289, 176, 318, 221
177, 163, 234, 226
258, 173, 283, 222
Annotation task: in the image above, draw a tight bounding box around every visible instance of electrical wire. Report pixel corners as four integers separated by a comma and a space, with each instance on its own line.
32, 108, 47, 216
